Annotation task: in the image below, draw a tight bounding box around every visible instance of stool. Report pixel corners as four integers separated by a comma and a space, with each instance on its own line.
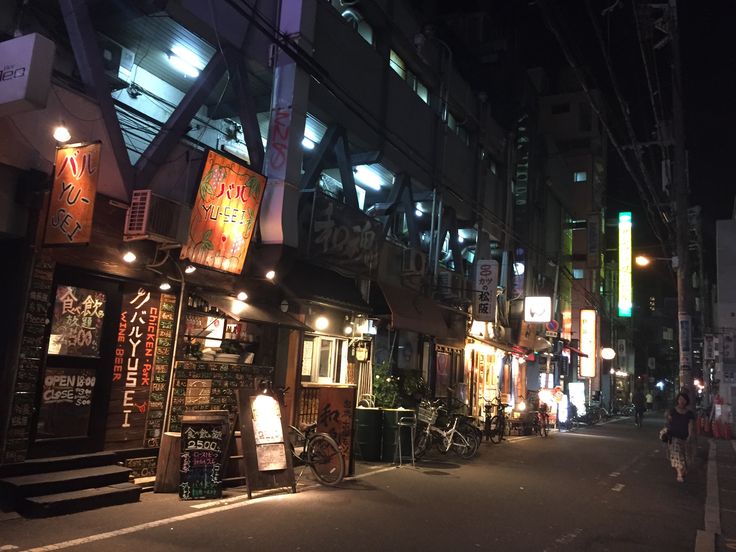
396, 412, 417, 467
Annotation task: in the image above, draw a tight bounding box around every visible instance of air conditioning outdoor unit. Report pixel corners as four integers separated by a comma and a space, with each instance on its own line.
438, 270, 465, 300
124, 190, 191, 245
401, 248, 427, 276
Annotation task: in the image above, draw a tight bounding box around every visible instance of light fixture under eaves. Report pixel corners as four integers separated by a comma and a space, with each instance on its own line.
159, 281, 172, 291
184, 265, 197, 274
167, 45, 204, 78
354, 165, 382, 191
301, 137, 315, 150
53, 123, 71, 143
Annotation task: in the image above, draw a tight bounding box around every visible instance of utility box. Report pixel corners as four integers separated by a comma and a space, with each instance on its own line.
0, 33, 55, 117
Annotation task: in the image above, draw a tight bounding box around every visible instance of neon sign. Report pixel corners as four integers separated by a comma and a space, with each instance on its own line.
618, 212, 632, 317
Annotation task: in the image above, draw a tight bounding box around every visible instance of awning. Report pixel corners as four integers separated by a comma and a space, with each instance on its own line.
203, 294, 311, 331
280, 261, 371, 312
378, 284, 450, 338
564, 345, 589, 358
468, 335, 528, 355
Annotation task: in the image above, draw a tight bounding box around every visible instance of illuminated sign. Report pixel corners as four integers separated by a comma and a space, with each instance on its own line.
44, 142, 100, 245
473, 259, 499, 322
580, 309, 597, 378
618, 212, 632, 317
524, 296, 552, 323
181, 150, 267, 274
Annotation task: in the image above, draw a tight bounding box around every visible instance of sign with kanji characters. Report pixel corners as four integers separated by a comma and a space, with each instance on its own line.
473, 259, 499, 322
47, 285, 106, 357
579, 309, 597, 378
106, 287, 163, 449
181, 149, 266, 275
44, 142, 100, 245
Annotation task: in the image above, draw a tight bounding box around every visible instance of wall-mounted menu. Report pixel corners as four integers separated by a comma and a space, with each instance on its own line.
169, 361, 273, 432
179, 411, 229, 500
47, 285, 106, 357
35, 367, 96, 439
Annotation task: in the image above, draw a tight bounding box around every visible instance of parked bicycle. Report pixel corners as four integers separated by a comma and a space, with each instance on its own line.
532, 404, 550, 437
414, 400, 479, 459
287, 422, 344, 486
483, 397, 510, 444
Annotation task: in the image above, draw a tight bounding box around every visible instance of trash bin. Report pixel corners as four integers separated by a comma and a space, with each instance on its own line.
354, 407, 382, 461
380, 408, 413, 462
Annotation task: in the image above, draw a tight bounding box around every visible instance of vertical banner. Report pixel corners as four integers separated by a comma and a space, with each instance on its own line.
44, 142, 100, 245
473, 259, 499, 322
678, 314, 692, 370
106, 287, 161, 449
722, 331, 735, 360
181, 149, 267, 274
704, 334, 715, 362
579, 309, 597, 378
618, 212, 632, 317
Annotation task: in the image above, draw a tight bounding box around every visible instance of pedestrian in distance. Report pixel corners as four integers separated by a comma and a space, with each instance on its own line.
666, 391, 695, 483
646, 391, 653, 411
633, 387, 646, 428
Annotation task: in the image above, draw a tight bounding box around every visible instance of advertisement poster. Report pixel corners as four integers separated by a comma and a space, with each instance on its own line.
44, 142, 100, 245
180, 150, 266, 275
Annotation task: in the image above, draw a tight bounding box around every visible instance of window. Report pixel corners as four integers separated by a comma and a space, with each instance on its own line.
302, 336, 347, 383
573, 268, 584, 279
389, 50, 406, 80
574, 171, 588, 183
551, 103, 570, 114
415, 80, 429, 103
447, 111, 456, 132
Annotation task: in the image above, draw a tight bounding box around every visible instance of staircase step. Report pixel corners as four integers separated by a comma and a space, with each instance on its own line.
0, 465, 132, 509
0, 452, 120, 478
18, 482, 142, 518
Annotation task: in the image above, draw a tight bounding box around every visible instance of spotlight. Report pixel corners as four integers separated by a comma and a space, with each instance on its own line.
265, 270, 276, 280
122, 251, 136, 263
53, 123, 71, 143
344, 325, 353, 335
159, 281, 172, 291
315, 316, 329, 331
237, 291, 248, 301
185, 265, 197, 274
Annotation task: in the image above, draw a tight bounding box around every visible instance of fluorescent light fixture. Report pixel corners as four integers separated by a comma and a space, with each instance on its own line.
122, 251, 136, 263
458, 235, 464, 243
237, 291, 248, 301
354, 165, 382, 191
301, 137, 315, 150
53, 125, 71, 143
167, 45, 204, 78
184, 265, 197, 274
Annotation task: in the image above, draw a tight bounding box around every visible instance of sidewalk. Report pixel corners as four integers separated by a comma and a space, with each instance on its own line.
711, 439, 736, 552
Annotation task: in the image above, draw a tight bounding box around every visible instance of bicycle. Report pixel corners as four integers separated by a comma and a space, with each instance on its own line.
484, 397, 510, 444
533, 407, 550, 437
414, 400, 479, 459
287, 422, 344, 486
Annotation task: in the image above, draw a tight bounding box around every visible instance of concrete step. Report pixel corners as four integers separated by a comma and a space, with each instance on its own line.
0, 465, 132, 510
0, 452, 120, 478
18, 482, 142, 518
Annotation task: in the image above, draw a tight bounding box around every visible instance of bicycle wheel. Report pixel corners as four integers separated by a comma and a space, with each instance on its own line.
414, 430, 430, 458
453, 427, 480, 458
489, 415, 503, 444
306, 434, 344, 486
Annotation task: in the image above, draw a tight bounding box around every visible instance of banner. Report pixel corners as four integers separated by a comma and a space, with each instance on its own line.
44, 142, 100, 245
473, 259, 498, 322
181, 150, 266, 275
579, 309, 597, 378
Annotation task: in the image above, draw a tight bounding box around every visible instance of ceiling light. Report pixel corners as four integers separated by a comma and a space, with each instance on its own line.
458, 235, 464, 243
237, 291, 248, 301
344, 325, 353, 335
53, 124, 71, 143
159, 282, 172, 291
122, 251, 136, 263
301, 137, 315, 150
167, 45, 203, 78
315, 316, 329, 331
415, 209, 423, 218
265, 270, 276, 280
184, 265, 197, 274
354, 165, 382, 191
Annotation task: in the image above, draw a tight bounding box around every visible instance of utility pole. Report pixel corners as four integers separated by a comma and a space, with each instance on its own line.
668, 0, 694, 403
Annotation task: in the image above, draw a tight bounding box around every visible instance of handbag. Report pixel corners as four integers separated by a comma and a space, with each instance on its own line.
659, 427, 671, 443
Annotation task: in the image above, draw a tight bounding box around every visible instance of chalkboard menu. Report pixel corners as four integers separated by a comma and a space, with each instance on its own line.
169, 361, 273, 432
47, 285, 106, 357
35, 367, 96, 439
3, 256, 55, 463
143, 293, 177, 448
179, 411, 229, 500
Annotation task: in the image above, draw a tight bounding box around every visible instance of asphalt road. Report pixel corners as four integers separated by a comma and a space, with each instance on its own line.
0, 413, 707, 552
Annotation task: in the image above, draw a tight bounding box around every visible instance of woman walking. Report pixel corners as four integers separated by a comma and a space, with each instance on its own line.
666, 391, 695, 483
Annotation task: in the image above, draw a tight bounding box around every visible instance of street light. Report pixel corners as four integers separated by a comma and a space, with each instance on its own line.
634, 255, 679, 268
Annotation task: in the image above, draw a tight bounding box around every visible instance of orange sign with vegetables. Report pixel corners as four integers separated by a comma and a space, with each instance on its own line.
180, 150, 266, 274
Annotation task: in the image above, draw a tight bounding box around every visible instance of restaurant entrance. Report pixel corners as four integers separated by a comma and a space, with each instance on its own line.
29, 266, 122, 458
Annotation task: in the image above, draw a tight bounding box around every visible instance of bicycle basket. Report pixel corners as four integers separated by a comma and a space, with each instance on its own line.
417, 404, 438, 425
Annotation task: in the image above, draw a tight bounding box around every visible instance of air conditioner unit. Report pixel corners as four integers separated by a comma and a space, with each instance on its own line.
401, 248, 427, 276
124, 190, 191, 245
438, 270, 465, 300
98, 35, 134, 89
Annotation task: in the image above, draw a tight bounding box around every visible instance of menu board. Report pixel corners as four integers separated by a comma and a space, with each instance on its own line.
179, 414, 228, 500
35, 367, 96, 439
250, 394, 287, 471
169, 361, 273, 432
3, 256, 54, 463
47, 285, 106, 357
143, 293, 177, 448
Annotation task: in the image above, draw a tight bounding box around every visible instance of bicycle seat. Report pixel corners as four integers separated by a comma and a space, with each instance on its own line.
299, 422, 318, 433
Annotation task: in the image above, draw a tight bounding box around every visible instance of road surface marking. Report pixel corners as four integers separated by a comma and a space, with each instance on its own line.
608, 472, 620, 478
611, 483, 625, 492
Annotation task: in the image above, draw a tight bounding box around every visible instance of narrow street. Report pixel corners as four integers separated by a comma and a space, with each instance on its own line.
0, 415, 707, 552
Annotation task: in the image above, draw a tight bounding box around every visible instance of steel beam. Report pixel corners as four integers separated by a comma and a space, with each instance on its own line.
59, 0, 135, 199
226, 49, 265, 173
299, 125, 339, 190
335, 131, 359, 209
134, 51, 227, 189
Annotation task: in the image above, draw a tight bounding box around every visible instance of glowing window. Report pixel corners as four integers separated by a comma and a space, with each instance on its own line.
389, 50, 406, 79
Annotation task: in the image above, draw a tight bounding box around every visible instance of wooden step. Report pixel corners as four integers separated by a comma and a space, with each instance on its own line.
0, 465, 132, 510
0, 452, 120, 478
18, 482, 142, 518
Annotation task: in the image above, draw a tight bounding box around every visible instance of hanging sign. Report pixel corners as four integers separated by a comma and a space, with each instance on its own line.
181, 149, 266, 275
473, 259, 498, 322
44, 142, 101, 245
524, 296, 552, 323
579, 309, 597, 378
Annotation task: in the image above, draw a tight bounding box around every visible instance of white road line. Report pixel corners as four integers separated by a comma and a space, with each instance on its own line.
609, 472, 621, 478
611, 483, 625, 492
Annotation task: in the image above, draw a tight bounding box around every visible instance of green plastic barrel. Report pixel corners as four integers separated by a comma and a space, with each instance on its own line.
354, 407, 382, 461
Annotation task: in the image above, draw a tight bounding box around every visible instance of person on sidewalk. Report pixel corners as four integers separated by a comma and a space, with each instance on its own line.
646, 391, 653, 411
666, 391, 695, 483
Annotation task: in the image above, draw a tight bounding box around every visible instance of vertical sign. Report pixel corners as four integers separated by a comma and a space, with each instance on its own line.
678, 314, 692, 370
617, 338, 627, 370
181, 149, 267, 275
473, 259, 498, 322
587, 212, 601, 268
721, 331, 734, 360
44, 142, 100, 245
618, 212, 632, 317
579, 309, 597, 378
106, 287, 160, 449
704, 334, 715, 362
